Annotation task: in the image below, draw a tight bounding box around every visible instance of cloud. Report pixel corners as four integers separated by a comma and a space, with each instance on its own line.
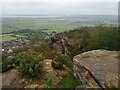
2, 2, 118, 15
1, 0, 119, 2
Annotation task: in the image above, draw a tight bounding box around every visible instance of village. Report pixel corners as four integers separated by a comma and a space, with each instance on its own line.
1, 33, 52, 57
1, 38, 31, 54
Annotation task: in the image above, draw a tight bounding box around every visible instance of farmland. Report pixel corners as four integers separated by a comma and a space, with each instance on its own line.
1, 15, 118, 41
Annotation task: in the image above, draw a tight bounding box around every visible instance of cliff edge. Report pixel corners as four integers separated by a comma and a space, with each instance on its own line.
73, 50, 119, 88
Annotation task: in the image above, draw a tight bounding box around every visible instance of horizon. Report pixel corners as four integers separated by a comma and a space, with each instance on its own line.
2, 14, 118, 17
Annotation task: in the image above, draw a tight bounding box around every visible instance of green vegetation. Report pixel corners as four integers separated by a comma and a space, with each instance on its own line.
13, 41, 72, 70
51, 61, 63, 69
10, 36, 78, 87
14, 49, 45, 78
0, 35, 16, 42
31, 35, 44, 44
43, 72, 78, 88
2, 54, 14, 72
3, 26, 119, 86
80, 26, 119, 52
2, 15, 119, 88
13, 46, 30, 54
43, 74, 57, 88
58, 73, 78, 88
0, 34, 24, 43
52, 54, 72, 69
60, 26, 120, 56
2, 15, 117, 42
2, 15, 117, 33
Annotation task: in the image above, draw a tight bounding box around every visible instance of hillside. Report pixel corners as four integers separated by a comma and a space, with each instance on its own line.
51, 26, 119, 57
2, 50, 119, 88
2, 26, 120, 89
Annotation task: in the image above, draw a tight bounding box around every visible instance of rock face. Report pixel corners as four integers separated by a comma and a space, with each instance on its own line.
73, 50, 119, 88
2, 69, 24, 88
52, 37, 71, 55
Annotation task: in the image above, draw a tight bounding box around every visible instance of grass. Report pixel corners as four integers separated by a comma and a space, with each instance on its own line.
2, 15, 117, 33
43, 71, 78, 88
58, 73, 79, 88
0, 34, 24, 42
0, 36, 16, 42
1, 16, 117, 42
0, 34, 13, 36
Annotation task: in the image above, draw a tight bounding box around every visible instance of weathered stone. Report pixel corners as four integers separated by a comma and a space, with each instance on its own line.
73, 50, 119, 88
76, 85, 90, 90
52, 42, 63, 53
2, 69, 24, 88
52, 37, 71, 55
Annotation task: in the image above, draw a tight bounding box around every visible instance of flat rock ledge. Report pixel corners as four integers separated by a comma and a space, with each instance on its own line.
73, 50, 119, 89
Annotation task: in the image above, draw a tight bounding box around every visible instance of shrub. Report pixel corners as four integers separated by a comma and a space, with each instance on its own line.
32, 43, 52, 53
31, 35, 44, 45
58, 73, 79, 88
54, 54, 72, 67
2, 54, 14, 72
43, 74, 58, 88
12, 46, 30, 54
80, 26, 119, 52
52, 53, 72, 69
2, 59, 14, 72
15, 49, 45, 78
51, 61, 63, 69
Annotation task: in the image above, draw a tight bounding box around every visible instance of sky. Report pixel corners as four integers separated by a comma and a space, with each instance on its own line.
1, 0, 119, 16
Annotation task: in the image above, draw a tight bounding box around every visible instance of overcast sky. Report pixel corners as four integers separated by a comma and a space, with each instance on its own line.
1, 0, 119, 15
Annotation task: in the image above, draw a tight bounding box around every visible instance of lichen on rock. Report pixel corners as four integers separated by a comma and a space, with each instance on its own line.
73, 50, 119, 88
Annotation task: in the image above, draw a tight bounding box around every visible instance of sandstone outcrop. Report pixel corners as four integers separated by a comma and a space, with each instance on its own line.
73, 50, 119, 88
52, 36, 71, 55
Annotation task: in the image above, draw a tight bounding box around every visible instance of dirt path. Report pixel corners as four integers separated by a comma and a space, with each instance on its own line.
43, 59, 53, 72
25, 59, 54, 88
2, 69, 20, 86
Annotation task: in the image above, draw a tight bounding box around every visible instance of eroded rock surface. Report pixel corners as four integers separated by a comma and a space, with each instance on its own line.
2, 69, 24, 88
73, 50, 119, 88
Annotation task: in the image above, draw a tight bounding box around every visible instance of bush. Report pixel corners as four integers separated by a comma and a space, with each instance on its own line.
2, 59, 14, 72
51, 61, 63, 69
58, 73, 79, 88
15, 49, 45, 78
58, 26, 119, 56
13, 46, 30, 54
80, 26, 119, 52
52, 53, 72, 69
31, 35, 44, 45
54, 54, 72, 67
2, 54, 14, 72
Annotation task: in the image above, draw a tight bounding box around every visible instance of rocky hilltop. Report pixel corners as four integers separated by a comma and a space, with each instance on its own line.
73, 50, 119, 88
2, 59, 68, 88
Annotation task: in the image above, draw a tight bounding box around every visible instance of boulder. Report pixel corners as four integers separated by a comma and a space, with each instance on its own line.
73, 50, 119, 88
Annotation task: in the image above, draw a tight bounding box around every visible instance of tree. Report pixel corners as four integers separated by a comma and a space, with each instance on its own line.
31, 35, 44, 45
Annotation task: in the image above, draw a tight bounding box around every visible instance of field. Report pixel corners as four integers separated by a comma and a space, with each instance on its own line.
0, 33, 24, 43
1, 35, 15, 42
2, 15, 118, 41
